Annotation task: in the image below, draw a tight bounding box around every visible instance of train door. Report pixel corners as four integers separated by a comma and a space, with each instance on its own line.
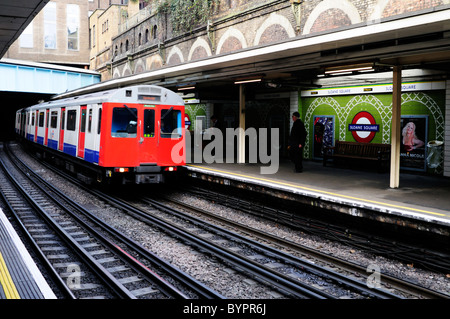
157, 106, 185, 166
78, 105, 87, 158
34, 110, 39, 142
44, 109, 49, 146
21, 112, 25, 136
102, 103, 139, 167
59, 108, 65, 151
83, 104, 101, 163
140, 106, 157, 163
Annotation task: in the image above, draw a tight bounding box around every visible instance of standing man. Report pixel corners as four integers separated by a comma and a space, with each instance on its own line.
289, 111, 307, 172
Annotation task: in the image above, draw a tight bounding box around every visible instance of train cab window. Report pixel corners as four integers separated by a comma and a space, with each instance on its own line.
144, 109, 155, 137
50, 111, 58, 128
111, 107, 137, 138
67, 110, 77, 131
161, 108, 182, 139
38, 112, 45, 127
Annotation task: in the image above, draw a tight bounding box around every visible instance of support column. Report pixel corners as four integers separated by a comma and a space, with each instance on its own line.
390, 66, 402, 188
238, 84, 246, 164
444, 79, 450, 177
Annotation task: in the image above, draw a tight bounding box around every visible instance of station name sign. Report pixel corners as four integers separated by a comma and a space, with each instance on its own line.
301, 81, 445, 97
348, 124, 379, 132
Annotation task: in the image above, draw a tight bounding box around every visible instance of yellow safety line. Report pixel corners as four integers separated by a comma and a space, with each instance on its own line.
187, 164, 447, 217
0, 251, 20, 299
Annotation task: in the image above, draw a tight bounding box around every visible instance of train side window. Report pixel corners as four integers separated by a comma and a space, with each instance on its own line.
88, 109, 92, 133
32, 113, 35, 126
39, 112, 45, 127
61, 110, 65, 130
50, 111, 58, 128
80, 108, 86, 133
67, 110, 77, 131
111, 107, 137, 138
144, 109, 155, 137
161, 108, 182, 139
97, 108, 102, 134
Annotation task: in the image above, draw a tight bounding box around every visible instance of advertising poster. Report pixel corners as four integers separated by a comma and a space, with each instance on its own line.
313, 116, 334, 159
400, 116, 428, 171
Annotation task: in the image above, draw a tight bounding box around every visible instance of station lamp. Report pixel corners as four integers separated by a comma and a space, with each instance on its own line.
324, 62, 375, 75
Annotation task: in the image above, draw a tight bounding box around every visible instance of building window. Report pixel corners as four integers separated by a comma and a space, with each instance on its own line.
92, 25, 96, 48
20, 22, 33, 48
44, 2, 56, 49
153, 25, 157, 39
67, 4, 80, 50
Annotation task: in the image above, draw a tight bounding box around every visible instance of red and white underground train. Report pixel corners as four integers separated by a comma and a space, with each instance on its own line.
15, 85, 186, 184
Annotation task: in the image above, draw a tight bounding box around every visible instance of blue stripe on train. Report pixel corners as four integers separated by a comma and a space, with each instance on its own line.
48, 139, 58, 150
84, 148, 99, 163
29, 138, 98, 165
63, 143, 77, 157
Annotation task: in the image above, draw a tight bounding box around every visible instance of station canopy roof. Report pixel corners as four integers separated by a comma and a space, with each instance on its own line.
55, 7, 450, 99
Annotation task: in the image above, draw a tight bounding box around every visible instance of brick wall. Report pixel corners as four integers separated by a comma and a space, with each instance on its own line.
104, 0, 448, 78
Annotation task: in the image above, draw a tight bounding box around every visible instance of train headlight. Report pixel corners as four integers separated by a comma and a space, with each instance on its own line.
164, 166, 177, 172
114, 167, 129, 173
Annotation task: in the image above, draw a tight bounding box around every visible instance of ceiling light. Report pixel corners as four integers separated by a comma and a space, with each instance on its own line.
324, 63, 374, 75
234, 78, 262, 85
177, 86, 196, 91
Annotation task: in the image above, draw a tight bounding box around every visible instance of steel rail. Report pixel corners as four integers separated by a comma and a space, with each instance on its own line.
141, 196, 402, 299
165, 196, 450, 299
0, 156, 76, 299
100, 192, 329, 299
13, 146, 224, 299
5, 144, 190, 299
1, 146, 137, 299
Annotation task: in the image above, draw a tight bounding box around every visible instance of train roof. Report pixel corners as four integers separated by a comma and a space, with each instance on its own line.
21, 85, 184, 111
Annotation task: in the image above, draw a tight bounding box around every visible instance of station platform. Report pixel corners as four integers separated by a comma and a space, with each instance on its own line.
184, 159, 450, 237
0, 208, 56, 299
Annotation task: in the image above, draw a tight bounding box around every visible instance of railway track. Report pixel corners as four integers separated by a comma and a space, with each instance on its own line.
6, 144, 379, 298
120, 193, 420, 299
160, 191, 449, 299
0, 143, 221, 299
186, 185, 450, 275
5, 142, 448, 299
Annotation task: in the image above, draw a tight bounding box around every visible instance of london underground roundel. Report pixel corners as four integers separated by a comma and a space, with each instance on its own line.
349, 111, 379, 143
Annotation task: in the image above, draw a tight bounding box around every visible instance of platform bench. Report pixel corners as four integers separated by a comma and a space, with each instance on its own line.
323, 141, 390, 172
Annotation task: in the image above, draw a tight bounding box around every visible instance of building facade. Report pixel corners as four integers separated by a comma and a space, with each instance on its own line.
5, 0, 91, 68
88, 0, 450, 176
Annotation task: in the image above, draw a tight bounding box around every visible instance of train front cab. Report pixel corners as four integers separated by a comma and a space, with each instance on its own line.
100, 102, 185, 184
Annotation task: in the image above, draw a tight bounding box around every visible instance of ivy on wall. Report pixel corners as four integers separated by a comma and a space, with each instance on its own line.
155, 0, 219, 33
